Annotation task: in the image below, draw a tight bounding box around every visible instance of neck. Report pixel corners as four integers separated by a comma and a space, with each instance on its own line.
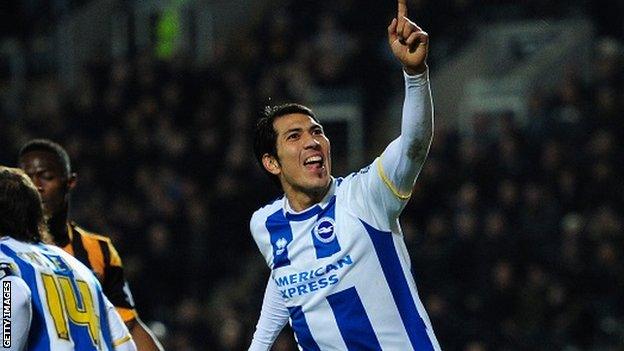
47, 206, 70, 247
284, 182, 331, 212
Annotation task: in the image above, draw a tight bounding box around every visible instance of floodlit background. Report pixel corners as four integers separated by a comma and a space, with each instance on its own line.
1, 0, 623, 349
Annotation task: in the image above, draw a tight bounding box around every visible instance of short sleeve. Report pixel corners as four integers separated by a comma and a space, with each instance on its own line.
103, 241, 137, 323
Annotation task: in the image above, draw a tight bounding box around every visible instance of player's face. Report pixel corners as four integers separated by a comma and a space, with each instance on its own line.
19, 151, 72, 218
272, 113, 332, 196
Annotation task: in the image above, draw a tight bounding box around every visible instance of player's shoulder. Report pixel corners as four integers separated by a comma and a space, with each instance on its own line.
342, 162, 375, 182
0, 237, 27, 275
250, 197, 285, 238
72, 222, 114, 245
72, 222, 124, 267
334, 162, 375, 191
43, 243, 83, 264
0, 239, 28, 296
0, 236, 28, 251
43, 243, 100, 280
251, 196, 284, 224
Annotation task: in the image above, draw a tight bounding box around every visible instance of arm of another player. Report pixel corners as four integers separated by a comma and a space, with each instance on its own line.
105, 294, 138, 351
3, 276, 31, 351
379, 0, 433, 199
248, 276, 290, 351
126, 318, 164, 351
103, 240, 164, 351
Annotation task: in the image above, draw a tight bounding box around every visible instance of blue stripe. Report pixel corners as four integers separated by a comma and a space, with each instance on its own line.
311, 196, 341, 259
266, 209, 293, 268
67, 312, 97, 350
287, 306, 321, 351
285, 204, 324, 221
285, 178, 341, 221
1, 244, 51, 351
361, 219, 434, 350
96, 286, 114, 349
327, 287, 381, 350
40, 249, 96, 350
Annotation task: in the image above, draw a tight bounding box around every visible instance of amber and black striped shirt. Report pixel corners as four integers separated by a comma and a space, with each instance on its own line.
62, 222, 137, 323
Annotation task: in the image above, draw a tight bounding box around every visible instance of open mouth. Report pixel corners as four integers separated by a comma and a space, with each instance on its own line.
303, 155, 324, 170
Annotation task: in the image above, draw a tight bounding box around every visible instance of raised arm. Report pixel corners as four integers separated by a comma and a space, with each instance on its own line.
389, 0, 429, 75
380, 0, 433, 198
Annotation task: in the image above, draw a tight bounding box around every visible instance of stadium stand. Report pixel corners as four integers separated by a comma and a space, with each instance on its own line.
1, 0, 622, 349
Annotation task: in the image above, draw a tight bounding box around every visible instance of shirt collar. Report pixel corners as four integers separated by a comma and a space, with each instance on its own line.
283, 178, 336, 221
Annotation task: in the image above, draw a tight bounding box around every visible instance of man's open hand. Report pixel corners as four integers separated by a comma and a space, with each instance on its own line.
387, 0, 429, 75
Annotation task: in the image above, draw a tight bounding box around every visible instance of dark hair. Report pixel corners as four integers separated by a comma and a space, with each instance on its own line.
19, 139, 72, 177
0, 167, 46, 243
253, 103, 319, 187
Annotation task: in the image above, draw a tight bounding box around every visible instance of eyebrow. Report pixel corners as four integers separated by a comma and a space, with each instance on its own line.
284, 127, 303, 135
283, 123, 323, 135
26, 168, 52, 176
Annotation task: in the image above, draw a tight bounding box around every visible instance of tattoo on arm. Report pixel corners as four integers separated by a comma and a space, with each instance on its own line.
407, 129, 431, 163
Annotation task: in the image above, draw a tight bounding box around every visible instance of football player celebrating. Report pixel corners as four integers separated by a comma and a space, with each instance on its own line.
248, 0, 440, 349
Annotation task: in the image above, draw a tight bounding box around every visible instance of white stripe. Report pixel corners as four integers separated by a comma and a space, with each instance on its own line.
357, 271, 414, 350
352, 229, 414, 349
394, 235, 441, 350
303, 299, 348, 351
288, 218, 321, 269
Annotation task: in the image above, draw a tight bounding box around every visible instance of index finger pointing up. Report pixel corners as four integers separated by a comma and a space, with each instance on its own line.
398, 0, 408, 18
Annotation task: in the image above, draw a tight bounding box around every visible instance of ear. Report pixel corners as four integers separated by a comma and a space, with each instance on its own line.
262, 154, 281, 175
66, 172, 77, 191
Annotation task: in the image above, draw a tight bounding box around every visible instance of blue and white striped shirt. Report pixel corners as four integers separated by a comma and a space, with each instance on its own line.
250, 70, 440, 350
0, 237, 135, 351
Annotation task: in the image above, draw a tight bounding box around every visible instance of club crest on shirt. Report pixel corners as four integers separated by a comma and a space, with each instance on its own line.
314, 217, 336, 243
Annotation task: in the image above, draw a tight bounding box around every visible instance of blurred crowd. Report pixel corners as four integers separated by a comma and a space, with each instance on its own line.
1, 0, 623, 350
406, 41, 624, 349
